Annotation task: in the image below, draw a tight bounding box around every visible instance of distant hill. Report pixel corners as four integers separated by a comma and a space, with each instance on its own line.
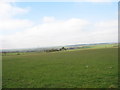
1, 42, 117, 53
65, 42, 117, 47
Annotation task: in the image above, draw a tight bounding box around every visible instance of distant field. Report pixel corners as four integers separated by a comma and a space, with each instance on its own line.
65, 43, 118, 52
78, 43, 118, 49
2, 47, 118, 88
83, 44, 118, 49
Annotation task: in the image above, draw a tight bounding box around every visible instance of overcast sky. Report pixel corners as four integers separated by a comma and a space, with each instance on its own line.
0, 0, 118, 49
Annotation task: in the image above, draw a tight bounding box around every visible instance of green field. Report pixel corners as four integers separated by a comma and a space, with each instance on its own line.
2, 47, 118, 88
78, 44, 118, 49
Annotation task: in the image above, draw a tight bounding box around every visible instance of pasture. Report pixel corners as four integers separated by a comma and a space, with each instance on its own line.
2, 47, 118, 88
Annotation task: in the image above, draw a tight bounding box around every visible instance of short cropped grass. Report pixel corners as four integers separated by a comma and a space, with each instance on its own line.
2, 48, 118, 88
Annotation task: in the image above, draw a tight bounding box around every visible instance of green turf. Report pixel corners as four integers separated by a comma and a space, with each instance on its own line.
2, 48, 118, 88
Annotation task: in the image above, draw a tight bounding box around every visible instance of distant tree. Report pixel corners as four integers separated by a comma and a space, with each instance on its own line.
45, 49, 59, 52
62, 47, 66, 50
60, 47, 67, 51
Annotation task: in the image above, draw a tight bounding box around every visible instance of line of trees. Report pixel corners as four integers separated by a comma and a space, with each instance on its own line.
2, 47, 67, 56
45, 47, 67, 52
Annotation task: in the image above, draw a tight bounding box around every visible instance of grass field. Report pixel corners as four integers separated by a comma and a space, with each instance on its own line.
78, 44, 118, 49
2, 47, 118, 88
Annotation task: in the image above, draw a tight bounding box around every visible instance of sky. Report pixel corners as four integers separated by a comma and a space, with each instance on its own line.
0, 0, 118, 49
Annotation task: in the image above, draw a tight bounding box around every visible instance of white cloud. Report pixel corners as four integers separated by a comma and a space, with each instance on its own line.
0, 2, 33, 32
1, 17, 118, 49
89, 20, 118, 43
1, 17, 90, 49
0, 2, 28, 19
43, 16, 56, 23
0, 19, 33, 30
95, 20, 118, 28
0, 2, 118, 49
0, 2, 34, 49
0, 0, 16, 2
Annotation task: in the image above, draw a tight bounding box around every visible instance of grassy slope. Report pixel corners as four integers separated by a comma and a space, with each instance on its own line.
2, 48, 118, 88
